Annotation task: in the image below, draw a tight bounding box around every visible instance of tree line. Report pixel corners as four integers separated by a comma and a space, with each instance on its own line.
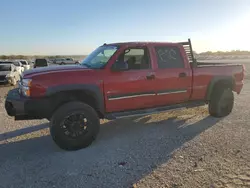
196, 50, 250, 56
0, 55, 65, 60
1, 50, 250, 60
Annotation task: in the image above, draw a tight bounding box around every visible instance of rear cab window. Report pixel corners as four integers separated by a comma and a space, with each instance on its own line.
154, 45, 185, 69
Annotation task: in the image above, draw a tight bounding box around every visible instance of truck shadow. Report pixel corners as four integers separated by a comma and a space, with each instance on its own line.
0, 115, 220, 188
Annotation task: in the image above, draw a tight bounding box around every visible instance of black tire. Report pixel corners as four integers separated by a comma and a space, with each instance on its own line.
209, 87, 234, 118
75, 62, 80, 64
60, 62, 65, 65
50, 101, 100, 151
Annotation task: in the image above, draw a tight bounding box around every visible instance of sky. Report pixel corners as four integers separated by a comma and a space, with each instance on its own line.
0, 0, 250, 55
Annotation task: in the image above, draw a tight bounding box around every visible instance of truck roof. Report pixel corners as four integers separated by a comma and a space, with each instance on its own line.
105, 41, 180, 46
106, 38, 196, 65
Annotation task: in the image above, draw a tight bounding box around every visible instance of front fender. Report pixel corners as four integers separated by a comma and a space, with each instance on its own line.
46, 84, 105, 115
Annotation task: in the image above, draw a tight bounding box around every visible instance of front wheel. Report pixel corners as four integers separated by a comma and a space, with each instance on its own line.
50, 101, 100, 150
209, 87, 234, 117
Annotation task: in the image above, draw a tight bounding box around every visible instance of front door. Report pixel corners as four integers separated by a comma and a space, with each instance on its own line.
153, 45, 192, 106
104, 46, 157, 112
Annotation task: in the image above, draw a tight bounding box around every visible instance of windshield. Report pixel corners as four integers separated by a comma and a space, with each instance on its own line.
13, 62, 21, 66
20, 61, 27, 65
80, 45, 118, 69
0, 65, 11, 71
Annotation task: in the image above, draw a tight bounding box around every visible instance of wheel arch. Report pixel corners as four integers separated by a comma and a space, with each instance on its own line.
46, 84, 105, 119
205, 76, 235, 101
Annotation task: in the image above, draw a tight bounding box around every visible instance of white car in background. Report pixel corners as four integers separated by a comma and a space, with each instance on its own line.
53, 57, 80, 65
18, 60, 31, 70
13, 61, 25, 75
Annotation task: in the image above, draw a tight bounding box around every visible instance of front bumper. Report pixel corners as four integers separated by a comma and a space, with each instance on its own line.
5, 88, 51, 120
0, 80, 8, 84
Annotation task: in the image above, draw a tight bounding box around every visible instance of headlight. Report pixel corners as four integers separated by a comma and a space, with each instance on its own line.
20, 78, 32, 97
22, 79, 32, 87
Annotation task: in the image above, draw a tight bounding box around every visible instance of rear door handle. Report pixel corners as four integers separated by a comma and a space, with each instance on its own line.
179, 72, 187, 78
146, 73, 155, 80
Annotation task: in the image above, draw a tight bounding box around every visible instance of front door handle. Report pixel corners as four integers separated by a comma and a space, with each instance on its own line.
179, 72, 187, 78
146, 73, 155, 80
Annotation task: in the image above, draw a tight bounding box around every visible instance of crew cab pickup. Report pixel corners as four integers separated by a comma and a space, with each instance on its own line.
5, 39, 245, 151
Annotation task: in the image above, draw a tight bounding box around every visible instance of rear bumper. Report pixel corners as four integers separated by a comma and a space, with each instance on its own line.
5, 88, 51, 120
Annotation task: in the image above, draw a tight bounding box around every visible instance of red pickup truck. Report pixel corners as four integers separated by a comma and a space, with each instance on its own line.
5, 39, 245, 150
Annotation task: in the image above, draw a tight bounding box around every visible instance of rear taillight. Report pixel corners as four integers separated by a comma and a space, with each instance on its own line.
242, 65, 245, 80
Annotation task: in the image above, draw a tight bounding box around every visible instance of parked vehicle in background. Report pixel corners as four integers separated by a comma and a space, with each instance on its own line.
34, 58, 48, 68
53, 57, 80, 65
0, 63, 20, 85
5, 38, 245, 151
0, 60, 24, 75
13, 61, 25, 75
18, 60, 31, 71
47, 58, 55, 64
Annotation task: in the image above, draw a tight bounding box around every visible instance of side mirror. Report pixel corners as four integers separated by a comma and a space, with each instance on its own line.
111, 61, 128, 71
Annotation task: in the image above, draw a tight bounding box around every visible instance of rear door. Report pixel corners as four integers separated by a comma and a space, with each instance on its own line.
153, 44, 192, 106
104, 45, 157, 112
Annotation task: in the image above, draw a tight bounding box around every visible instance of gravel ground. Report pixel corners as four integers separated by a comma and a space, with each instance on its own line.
0, 60, 249, 188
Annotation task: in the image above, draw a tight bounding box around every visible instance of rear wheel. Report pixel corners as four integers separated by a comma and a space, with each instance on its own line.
60, 62, 65, 65
209, 87, 234, 117
50, 101, 100, 150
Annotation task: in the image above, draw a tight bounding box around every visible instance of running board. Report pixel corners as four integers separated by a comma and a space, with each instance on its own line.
105, 101, 205, 120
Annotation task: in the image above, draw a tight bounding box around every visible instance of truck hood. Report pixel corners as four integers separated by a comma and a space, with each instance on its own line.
23, 65, 89, 77
0, 71, 10, 76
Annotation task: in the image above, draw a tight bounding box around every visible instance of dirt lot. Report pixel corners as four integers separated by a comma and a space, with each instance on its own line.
0, 60, 250, 188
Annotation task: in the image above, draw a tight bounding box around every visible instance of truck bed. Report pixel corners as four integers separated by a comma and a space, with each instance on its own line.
197, 61, 240, 67
191, 63, 245, 101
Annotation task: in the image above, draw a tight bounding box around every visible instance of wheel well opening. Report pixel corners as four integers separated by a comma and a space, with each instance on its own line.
206, 79, 235, 101
49, 90, 103, 119
213, 79, 235, 90
214, 79, 234, 90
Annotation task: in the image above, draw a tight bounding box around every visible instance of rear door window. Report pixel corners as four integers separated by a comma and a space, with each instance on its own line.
155, 46, 184, 69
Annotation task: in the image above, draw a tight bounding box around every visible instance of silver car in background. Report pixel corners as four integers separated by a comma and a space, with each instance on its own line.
0, 64, 20, 85
53, 57, 80, 65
